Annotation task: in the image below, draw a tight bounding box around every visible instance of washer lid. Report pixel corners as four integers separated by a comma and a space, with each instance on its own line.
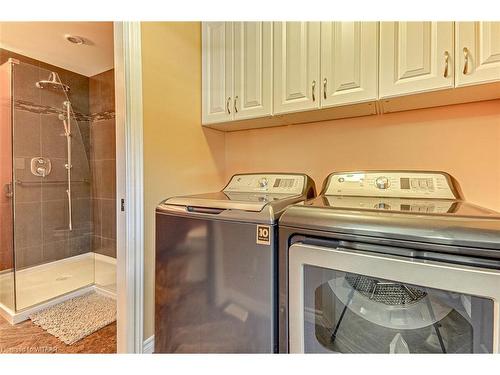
158, 173, 316, 220
280, 170, 500, 249
164, 191, 302, 212
280, 198, 500, 250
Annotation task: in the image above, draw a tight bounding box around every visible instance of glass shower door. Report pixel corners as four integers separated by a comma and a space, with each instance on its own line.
12, 61, 94, 311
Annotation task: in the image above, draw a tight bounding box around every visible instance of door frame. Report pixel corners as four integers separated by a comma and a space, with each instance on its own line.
114, 21, 145, 353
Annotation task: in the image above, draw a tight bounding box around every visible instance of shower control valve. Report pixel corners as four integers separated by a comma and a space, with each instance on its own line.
31, 157, 52, 177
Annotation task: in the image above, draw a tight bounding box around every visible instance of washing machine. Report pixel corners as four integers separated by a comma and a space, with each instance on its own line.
155, 173, 316, 353
279, 170, 500, 354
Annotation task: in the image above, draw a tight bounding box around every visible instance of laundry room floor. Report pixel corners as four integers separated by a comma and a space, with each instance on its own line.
0, 315, 116, 354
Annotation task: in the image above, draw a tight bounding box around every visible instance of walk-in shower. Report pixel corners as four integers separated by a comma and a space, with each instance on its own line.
0, 57, 115, 323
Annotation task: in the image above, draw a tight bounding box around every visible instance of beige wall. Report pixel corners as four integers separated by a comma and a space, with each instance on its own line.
225, 100, 500, 211
141, 22, 500, 340
141, 22, 226, 339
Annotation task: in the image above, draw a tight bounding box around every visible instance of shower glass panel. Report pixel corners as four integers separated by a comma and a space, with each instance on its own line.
11, 60, 94, 311
0, 60, 15, 314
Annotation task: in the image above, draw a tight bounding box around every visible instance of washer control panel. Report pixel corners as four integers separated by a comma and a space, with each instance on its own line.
224, 174, 305, 194
324, 171, 458, 199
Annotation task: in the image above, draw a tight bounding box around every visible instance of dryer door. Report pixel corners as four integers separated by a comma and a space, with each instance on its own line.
288, 242, 500, 353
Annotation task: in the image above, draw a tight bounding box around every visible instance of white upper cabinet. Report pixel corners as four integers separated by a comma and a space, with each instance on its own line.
202, 22, 233, 124
379, 22, 454, 98
320, 22, 378, 107
273, 22, 321, 114
455, 22, 500, 87
233, 22, 273, 120
202, 21, 500, 130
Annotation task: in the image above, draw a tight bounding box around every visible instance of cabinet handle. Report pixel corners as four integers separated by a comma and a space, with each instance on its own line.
226, 97, 231, 114
312, 80, 316, 102
463, 47, 470, 75
323, 78, 327, 99
234, 96, 238, 113
443, 51, 450, 78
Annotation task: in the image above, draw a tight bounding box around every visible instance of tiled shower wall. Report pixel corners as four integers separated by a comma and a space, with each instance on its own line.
1, 49, 92, 269
0, 49, 116, 268
90, 69, 116, 258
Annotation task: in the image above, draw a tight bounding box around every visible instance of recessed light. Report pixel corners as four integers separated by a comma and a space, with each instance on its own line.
64, 34, 85, 45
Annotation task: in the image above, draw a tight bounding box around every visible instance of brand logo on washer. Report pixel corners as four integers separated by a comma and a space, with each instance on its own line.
256, 225, 271, 245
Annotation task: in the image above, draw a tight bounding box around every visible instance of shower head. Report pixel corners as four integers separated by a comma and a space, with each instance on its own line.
36, 72, 70, 92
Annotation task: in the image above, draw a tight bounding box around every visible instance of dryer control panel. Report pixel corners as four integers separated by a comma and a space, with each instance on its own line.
324, 196, 457, 214
324, 171, 460, 199
224, 174, 306, 194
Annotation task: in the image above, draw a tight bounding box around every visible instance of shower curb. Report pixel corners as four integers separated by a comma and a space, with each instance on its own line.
1, 284, 117, 325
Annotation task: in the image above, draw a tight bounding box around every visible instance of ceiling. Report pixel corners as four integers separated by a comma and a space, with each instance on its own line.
0, 22, 114, 76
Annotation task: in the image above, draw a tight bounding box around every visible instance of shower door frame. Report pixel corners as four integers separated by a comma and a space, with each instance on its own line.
114, 21, 145, 354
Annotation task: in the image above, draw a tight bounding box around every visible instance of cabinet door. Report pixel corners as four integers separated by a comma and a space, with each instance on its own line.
379, 22, 454, 98
273, 22, 320, 114
233, 22, 273, 120
202, 22, 233, 124
455, 22, 500, 87
321, 22, 378, 107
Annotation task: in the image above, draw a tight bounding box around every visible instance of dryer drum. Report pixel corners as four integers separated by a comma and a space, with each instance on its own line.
345, 275, 427, 306
329, 275, 453, 330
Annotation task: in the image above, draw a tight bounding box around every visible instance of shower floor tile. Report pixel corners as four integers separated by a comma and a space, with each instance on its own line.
16, 252, 94, 310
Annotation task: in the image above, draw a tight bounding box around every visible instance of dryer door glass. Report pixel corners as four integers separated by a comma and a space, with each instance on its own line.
302, 265, 494, 353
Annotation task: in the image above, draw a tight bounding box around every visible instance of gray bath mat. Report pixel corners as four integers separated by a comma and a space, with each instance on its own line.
29, 292, 116, 345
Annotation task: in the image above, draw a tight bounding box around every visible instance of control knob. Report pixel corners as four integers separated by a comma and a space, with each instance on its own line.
374, 202, 391, 210
258, 178, 268, 188
375, 176, 390, 189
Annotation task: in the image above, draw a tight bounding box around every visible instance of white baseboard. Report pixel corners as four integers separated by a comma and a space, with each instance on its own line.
143, 335, 154, 354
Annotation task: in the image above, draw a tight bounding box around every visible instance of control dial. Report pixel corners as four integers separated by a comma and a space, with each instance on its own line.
375, 176, 390, 190
258, 177, 268, 189
374, 202, 391, 210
